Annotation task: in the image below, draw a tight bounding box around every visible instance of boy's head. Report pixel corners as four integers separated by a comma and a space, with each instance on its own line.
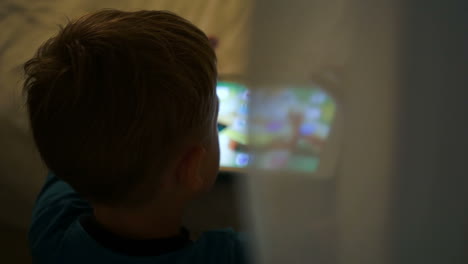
24, 9, 219, 208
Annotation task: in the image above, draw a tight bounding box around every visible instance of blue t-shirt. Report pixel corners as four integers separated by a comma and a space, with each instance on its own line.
29, 174, 248, 264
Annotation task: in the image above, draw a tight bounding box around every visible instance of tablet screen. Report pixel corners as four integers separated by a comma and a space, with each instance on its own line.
217, 82, 336, 173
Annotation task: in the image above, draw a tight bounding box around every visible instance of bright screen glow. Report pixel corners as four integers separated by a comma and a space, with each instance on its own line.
217, 81, 336, 172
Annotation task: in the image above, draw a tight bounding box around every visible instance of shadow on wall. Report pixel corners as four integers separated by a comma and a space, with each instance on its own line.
0, 116, 45, 229
0, 224, 31, 263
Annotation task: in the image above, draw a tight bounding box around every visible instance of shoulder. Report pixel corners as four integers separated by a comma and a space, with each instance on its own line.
29, 174, 92, 263
193, 229, 250, 264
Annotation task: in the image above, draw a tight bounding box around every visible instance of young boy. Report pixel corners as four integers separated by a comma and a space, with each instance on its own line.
24, 9, 247, 264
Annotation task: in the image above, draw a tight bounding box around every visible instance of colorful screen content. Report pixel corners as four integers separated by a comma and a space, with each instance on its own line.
217, 82, 336, 173
217, 82, 250, 169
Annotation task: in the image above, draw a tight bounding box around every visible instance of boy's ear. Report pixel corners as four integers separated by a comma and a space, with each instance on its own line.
176, 145, 207, 192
